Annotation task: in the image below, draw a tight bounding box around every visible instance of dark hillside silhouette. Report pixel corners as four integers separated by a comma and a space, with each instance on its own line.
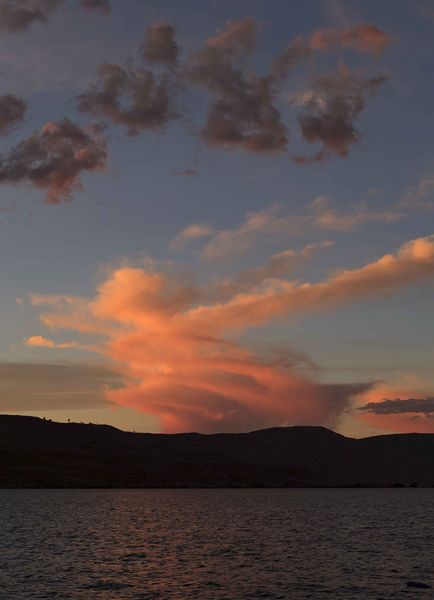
1, 415, 434, 488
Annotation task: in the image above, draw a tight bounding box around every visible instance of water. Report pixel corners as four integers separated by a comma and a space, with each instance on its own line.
1, 489, 433, 599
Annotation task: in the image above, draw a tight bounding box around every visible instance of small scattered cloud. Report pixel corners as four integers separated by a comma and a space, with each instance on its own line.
188, 18, 309, 154
0, 118, 107, 203
71, 16, 389, 162
309, 24, 392, 54
78, 23, 180, 135
295, 67, 388, 162
26, 335, 78, 349
0, 94, 27, 136
77, 64, 177, 136
170, 223, 214, 250
142, 22, 180, 66
79, 0, 111, 14
0, 0, 61, 33
359, 397, 434, 415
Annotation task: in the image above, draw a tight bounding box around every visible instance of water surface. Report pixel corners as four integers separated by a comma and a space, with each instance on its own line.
1, 489, 433, 599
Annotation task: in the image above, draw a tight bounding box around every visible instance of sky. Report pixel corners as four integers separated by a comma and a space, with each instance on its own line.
0, 0, 433, 437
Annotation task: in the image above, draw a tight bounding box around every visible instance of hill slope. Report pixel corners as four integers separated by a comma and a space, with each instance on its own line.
1, 415, 434, 488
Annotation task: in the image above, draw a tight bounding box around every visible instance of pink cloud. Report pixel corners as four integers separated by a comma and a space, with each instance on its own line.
28, 235, 434, 433
310, 24, 392, 55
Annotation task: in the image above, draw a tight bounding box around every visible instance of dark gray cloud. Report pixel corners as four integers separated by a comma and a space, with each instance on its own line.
0, 118, 107, 203
295, 71, 387, 163
0, 361, 122, 411
0, 94, 27, 136
270, 38, 313, 82
142, 22, 179, 66
77, 63, 177, 135
188, 18, 301, 154
80, 0, 111, 13
78, 22, 180, 133
0, 0, 61, 32
76, 17, 388, 161
359, 397, 434, 415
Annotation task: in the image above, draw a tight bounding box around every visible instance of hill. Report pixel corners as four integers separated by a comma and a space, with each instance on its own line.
1, 415, 434, 488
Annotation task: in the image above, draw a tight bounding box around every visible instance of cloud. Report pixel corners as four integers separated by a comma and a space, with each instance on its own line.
295, 67, 387, 162
172, 168, 197, 177
26, 335, 78, 349
80, 0, 111, 14
356, 383, 434, 433
399, 176, 434, 211
184, 235, 434, 332
77, 63, 177, 135
29, 235, 434, 433
0, 0, 61, 33
78, 23, 180, 134
170, 223, 214, 250
0, 361, 122, 411
310, 24, 392, 54
211, 241, 334, 300
0, 118, 107, 203
201, 206, 304, 259
176, 197, 400, 259
359, 397, 434, 415
269, 37, 313, 82
74, 17, 387, 160
142, 22, 180, 66
311, 195, 402, 230
0, 95, 27, 136
188, 18, 308, 154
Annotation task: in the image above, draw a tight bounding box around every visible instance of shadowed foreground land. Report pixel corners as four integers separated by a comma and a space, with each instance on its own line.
2, 415, 434, 488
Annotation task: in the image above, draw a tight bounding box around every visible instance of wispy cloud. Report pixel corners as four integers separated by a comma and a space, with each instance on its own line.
310, 195, 402, 230
359, 396, 434, 414
0, 361, 122, 411
172, 195, 404, 259
170, 223, 214, 250
309, 24, 392, 54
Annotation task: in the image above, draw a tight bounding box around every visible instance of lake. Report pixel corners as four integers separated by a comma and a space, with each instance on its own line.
1, 489, 433, 598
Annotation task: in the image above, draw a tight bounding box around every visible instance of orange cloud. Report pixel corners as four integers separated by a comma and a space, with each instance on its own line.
29, 235, 434, 433
26, 335, 78, 349
310, 25, 392, 55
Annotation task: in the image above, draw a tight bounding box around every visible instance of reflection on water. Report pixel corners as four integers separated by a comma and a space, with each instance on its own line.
1, 489, 433, 599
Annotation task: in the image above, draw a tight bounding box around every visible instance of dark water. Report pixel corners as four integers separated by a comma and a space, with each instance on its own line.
1, 489, 434, 599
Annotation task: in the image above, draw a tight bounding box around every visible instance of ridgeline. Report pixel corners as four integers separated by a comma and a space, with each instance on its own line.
2, 415, 434, 488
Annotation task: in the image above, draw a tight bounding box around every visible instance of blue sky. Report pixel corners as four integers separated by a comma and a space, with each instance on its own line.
0, 0, 433, 436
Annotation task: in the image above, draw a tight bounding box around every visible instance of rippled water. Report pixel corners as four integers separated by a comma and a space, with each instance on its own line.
1, 489, 434, 599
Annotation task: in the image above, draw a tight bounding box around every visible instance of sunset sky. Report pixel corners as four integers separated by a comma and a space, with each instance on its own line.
1, 0, 434, 437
